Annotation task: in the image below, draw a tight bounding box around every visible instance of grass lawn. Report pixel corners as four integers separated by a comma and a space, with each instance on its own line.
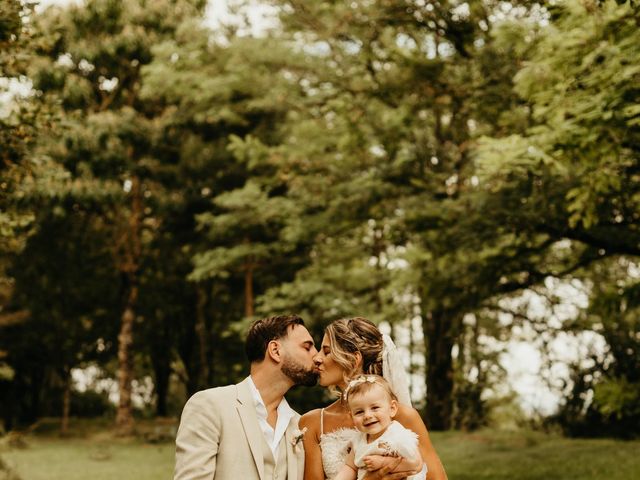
435, 429, 640, 480
0, 418, 175, 480
1, 420, 639, 480
1, 437, 173, 480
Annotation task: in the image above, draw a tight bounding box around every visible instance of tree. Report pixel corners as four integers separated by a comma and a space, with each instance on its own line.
470, 0, 640, 436
28, 0, 207, 434
259, 0, 544, 429
141, 25, 322, 395
1, 0, 39, 326
565, 258, 640, 438
0, 0, 48, 428
2, 213, 120, 432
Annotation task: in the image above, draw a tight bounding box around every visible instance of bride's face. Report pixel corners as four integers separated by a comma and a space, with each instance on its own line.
313, 334, 346, 388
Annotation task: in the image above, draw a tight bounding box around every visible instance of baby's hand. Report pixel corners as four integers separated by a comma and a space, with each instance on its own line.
363, 455, 395, 472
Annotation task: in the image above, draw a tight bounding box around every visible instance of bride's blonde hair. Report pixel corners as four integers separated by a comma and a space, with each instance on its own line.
325, 317, 384, 390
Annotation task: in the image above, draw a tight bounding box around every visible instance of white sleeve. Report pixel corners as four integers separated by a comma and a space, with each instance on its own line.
384, 422, 419, 459
408, 463, 427, 480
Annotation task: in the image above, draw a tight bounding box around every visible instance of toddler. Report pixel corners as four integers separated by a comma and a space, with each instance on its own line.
334, 374, 425, 480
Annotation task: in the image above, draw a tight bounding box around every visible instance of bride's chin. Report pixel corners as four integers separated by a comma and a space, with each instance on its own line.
318, 378, 335, 388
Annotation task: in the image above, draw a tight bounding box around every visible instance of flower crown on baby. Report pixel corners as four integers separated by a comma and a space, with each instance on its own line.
343, 374, 397, 404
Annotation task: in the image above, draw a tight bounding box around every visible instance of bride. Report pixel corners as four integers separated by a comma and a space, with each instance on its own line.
299, 317, 448, 480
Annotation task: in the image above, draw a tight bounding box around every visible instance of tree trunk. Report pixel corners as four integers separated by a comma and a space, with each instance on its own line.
27, 365, 44, 424
195, 284, 209, 389
422, 309, 458, 430
179, 308, 198, 397
59, 367, 71, 435
60, 368, 71, 435
115, 174, 142, 436
2, 381, 14, 432
152, 355, 170, 417
182, 339, 198, 398
150, 311, 172, 416
244, 263, 254, 317
116, 289, 137, 435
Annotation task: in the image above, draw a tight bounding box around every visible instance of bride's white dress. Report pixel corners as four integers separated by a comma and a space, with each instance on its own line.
319, 409, 359, 480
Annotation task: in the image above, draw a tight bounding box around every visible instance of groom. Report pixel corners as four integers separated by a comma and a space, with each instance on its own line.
174, 314, 319, 480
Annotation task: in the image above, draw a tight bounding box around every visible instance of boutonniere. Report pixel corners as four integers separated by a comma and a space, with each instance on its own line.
291, 427, 307, 452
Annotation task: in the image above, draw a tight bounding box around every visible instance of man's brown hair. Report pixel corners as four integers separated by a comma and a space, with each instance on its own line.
245, 314, 306, 363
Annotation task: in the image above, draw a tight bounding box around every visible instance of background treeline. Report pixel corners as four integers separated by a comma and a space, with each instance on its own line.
0, 0, 638, 439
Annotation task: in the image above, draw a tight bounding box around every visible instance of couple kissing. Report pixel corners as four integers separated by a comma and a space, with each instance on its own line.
174, 315, 447, 480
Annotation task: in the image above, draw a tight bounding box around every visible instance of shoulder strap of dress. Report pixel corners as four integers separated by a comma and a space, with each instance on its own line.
320, 408, 325, 435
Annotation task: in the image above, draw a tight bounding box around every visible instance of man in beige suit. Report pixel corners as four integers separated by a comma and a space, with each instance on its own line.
175, 314, 318, 480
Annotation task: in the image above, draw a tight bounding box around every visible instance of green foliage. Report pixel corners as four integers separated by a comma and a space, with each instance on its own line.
1, 0, 41, 261
471, 0, 639, 437
261, 0, 629, 431
554, 257, 640, 437
0, 0, 21, 43
0, 363, 14, 381
0, 213, 121, 424
142, 25, 317, 325
1, 0, 639, 440
593, 377, 640, 419
477, 0, 640, 234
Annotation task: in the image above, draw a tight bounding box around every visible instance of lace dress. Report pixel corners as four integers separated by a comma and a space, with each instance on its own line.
318, 408, 359, 480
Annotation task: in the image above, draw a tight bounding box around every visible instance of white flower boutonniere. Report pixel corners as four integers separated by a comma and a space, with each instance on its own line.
291, 427, 307, 453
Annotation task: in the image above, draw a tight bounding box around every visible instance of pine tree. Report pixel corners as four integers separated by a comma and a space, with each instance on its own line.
28, 0, 207, 435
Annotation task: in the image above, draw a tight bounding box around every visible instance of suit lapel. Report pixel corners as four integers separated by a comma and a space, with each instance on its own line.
236, 378, 265, 480
285, 415, 300, 480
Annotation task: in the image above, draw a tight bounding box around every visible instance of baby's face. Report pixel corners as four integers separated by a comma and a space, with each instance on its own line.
348, 385, 398, 441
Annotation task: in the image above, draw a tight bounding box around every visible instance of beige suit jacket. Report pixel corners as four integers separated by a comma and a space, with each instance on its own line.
174, 377, 305, 480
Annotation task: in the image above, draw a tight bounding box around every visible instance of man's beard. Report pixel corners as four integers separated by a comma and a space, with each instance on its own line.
282, 356, 318, 386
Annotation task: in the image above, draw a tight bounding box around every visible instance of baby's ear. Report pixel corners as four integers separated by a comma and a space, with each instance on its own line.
389, 399, 398, 418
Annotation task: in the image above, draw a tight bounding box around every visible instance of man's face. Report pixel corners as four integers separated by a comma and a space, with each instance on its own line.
279, 324, 319, 386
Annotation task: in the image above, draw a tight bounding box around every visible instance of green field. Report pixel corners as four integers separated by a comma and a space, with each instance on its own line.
1, 437, 172, 480
434, 430, 640, 480
1, 421, 639, 480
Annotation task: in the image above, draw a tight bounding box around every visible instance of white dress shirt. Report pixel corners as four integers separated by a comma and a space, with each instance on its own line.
247, 375, 295, 458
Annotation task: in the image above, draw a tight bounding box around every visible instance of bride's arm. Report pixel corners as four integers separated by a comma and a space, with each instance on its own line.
394, 405, 448, 480
299, 410, 325, 480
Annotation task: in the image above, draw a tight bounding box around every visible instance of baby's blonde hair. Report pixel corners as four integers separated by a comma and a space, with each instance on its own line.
343, 374, 397, 406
